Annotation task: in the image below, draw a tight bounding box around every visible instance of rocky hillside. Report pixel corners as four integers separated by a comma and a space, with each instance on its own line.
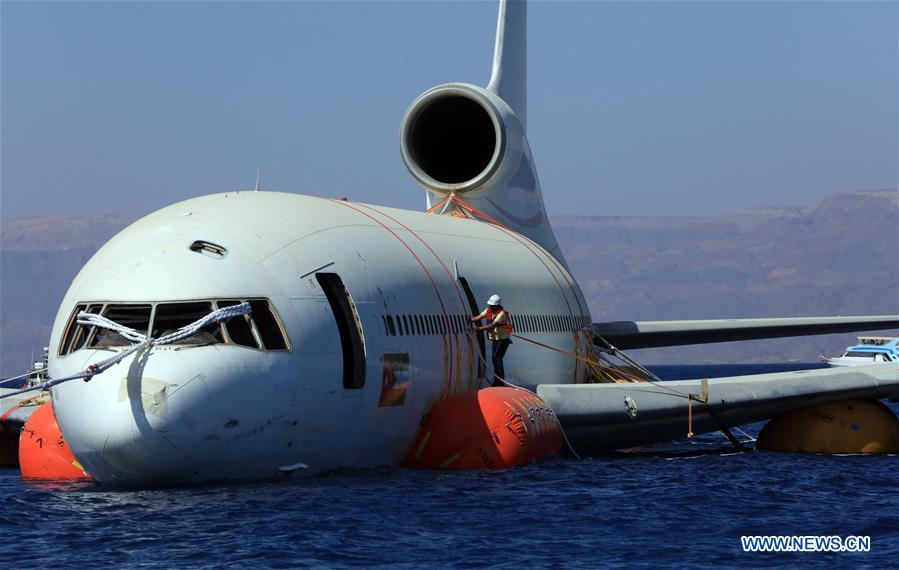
554, 189, 898, 363
0, 191, 896, 374
1, 215, 136, 374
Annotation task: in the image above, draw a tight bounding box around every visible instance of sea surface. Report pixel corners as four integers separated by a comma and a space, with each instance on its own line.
1, 364, 897, 569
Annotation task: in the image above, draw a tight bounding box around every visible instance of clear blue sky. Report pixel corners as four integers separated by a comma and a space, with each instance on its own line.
2, 1, 896, 219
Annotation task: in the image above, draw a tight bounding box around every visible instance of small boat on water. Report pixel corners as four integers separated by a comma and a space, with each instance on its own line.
821, 336, 899, 366
0, 348, 51, 466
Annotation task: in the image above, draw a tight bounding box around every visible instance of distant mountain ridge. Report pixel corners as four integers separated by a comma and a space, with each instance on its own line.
1, 190, 896, 374
553, 189, 898, 363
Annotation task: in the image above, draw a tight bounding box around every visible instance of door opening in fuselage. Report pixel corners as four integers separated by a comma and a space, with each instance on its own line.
458, 276, 486, 382
316, 273, 366, 389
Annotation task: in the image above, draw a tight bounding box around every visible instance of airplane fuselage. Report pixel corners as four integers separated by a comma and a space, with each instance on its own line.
49, 192, 590, 483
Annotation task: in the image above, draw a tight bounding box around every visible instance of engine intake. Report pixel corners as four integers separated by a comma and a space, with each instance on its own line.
401, 86, 505, 193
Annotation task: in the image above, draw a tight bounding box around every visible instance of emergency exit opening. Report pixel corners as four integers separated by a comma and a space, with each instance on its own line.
316, 273, 366, 389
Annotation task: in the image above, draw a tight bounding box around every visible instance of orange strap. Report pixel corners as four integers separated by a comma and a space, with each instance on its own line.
426, 193, 512, 230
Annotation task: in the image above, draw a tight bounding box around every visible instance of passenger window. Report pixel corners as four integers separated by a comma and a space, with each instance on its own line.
386, 315, 397, 336
217, 300, 259, 348
249, 300, 288, 350
153, 301, 224, 345
91, 304, 152, 347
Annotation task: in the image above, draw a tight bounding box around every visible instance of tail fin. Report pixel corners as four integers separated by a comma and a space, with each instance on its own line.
487, 0, 527, 131
400, 0, 571, 268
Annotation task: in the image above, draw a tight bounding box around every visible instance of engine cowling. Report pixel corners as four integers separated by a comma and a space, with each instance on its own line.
400, 83, 522, 196
400, 82, 568, 268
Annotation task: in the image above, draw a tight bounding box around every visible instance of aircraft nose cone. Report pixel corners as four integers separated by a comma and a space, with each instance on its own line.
51, 350, 304, 485
52, 366, 195, 483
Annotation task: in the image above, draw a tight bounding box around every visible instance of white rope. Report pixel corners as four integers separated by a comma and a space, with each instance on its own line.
0, 302, 252, 400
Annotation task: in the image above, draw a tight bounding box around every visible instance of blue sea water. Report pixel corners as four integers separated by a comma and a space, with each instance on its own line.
1, 364, 897, 569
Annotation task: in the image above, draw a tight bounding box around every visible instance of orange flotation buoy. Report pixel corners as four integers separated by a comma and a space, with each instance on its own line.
757, 398, 899, 454
403, 387, 562, 469
19, 402, 90, 479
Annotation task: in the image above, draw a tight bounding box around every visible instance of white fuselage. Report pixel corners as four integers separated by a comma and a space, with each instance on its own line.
49, 192, 591, 483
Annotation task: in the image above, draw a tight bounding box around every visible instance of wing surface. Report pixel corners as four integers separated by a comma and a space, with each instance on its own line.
537, 364, 899, 453
592, 316, 899, 349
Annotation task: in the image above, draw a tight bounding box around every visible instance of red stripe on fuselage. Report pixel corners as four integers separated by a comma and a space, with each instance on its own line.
354, 203, 477, 393
318, 198, 456, 397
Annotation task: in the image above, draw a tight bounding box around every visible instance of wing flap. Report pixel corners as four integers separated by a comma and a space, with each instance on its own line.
537, 364, 899, 453
592, 316, 899, 349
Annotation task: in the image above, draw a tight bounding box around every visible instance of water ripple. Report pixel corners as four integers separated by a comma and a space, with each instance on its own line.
1, 364, 896, 567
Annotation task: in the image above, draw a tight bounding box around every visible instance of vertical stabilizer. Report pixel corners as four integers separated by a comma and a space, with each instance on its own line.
487, 0, 527, 131
400, 0, 573, 270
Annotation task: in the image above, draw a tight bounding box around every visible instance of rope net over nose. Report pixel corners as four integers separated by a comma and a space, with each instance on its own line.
0, 302, 252, 400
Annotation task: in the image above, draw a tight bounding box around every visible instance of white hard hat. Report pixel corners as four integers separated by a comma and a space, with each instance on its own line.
487, 294, 501, 306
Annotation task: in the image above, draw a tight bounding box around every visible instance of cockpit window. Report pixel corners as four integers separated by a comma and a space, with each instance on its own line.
57, 304, 102, 356
217, 299, 259, 348
153, 301, 223, 345
91, 304, 152, 348
58, 303, 87, 356
248, 300, 288, 350
58, 298, 289, 355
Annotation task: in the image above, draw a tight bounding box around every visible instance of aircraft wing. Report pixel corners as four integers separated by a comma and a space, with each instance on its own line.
0, 391, 48, 434
537, 364, 899, 453
591, 316, 899, 349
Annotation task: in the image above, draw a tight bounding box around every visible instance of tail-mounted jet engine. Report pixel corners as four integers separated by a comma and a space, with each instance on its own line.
399, 83, 566, 266
401, 84, 514, 195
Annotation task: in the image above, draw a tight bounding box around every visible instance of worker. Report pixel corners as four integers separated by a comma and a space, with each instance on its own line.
471, 294, 513, 387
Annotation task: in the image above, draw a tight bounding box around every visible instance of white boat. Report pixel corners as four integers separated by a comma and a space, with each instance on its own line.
821, 337, 899, 366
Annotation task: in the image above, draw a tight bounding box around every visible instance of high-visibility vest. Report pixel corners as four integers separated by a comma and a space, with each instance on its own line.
486, 307, 513, 336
